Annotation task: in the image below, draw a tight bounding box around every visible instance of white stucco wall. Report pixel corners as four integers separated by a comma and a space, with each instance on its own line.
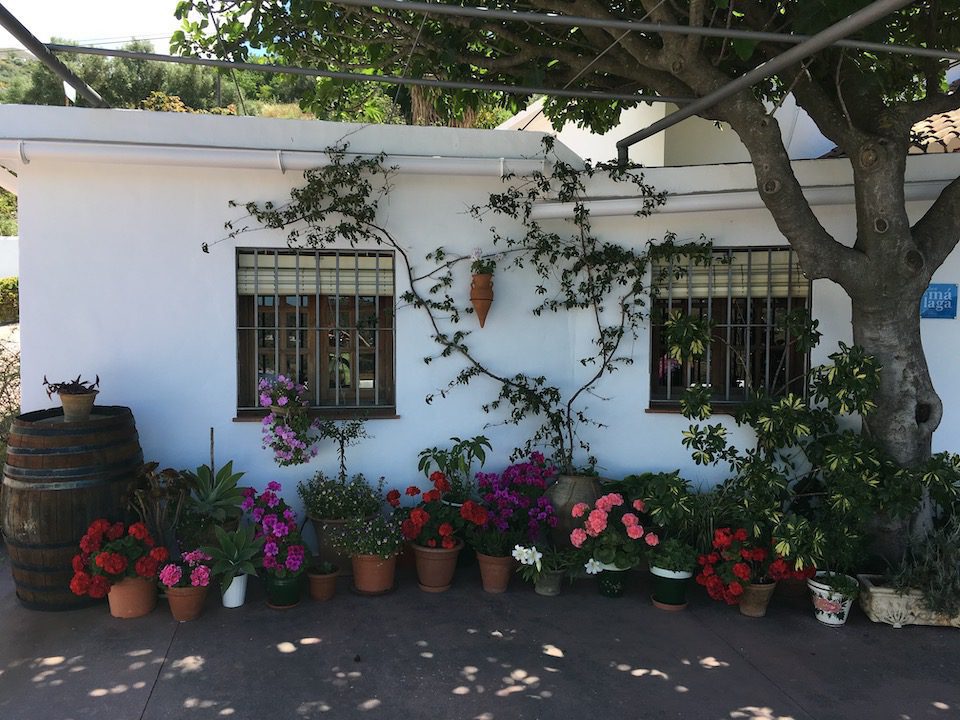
5, 106, 960, 509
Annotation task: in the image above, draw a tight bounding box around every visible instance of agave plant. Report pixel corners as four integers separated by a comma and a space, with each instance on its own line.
202, 524, 265, 594
183, 461, 245, 524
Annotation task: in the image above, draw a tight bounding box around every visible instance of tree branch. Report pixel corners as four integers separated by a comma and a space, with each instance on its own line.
913, 175, 960, 271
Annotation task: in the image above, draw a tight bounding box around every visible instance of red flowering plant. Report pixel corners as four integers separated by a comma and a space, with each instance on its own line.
695, 527, 816, 605
387, 471, 486, 549
70, 519, 169, 599
569, 492, 660, 574
461, 454, 560, 557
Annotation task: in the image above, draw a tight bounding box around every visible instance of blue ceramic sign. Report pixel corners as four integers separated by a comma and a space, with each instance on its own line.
920, 284, 957, 319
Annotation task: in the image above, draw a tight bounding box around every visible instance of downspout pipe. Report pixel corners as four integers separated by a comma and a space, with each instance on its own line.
615, 0, 914, 165
0, 3, 107, 108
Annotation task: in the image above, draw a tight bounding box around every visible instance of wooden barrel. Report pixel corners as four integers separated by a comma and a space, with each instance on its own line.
1, 406, 143, 610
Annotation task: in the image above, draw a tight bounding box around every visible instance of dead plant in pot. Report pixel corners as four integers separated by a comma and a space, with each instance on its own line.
43, 374, 100, 422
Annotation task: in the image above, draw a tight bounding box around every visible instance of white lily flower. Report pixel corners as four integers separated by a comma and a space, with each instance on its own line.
530, 547, 543, 572
512, 545, 528, 563
584, 558, 603, 575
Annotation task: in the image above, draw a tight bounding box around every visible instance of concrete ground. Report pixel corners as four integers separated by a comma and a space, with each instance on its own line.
0, 549, 958, 720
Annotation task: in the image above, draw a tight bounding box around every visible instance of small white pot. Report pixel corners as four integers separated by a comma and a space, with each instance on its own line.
807, 572, 856, 626
221, 574, 248, 609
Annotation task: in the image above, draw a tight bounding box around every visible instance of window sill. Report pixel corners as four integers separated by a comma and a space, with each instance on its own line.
646, 405, 737, 416
233, 408, 400, 422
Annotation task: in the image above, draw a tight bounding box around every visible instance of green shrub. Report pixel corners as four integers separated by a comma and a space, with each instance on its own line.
0, 336, 20, 459
0, 276, 17, 324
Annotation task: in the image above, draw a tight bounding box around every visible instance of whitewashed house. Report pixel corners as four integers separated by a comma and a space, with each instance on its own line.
1, 104, 958, 500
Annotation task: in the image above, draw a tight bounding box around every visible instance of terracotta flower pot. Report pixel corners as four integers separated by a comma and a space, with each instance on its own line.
412, 541, 463, 593
739, 581, 777, 617
307, 565, 339, 601
470, 273, 494, 327
166, 585, 208, 622
476, 552, 513, 593
107, 576, 158, 619
310, 515, 377, 576
59, 392, 97, 422
351, 554, 397, 595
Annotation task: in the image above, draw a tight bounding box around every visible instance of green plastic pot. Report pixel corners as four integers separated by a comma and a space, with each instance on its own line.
650, 566, 693, 610
263, 573, 304, 609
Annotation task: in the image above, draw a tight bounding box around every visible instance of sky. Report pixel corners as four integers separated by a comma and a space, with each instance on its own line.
0, 0, 183, 54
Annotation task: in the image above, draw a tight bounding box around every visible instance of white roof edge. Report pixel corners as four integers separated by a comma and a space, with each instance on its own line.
0, 104, 584, 170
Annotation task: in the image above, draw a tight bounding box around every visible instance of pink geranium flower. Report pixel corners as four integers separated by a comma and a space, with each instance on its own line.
621, 512, 638, 527
571, 502, 590, 518
645, 533, 660, 547
626, 525, 643, 540
570, 528, 587, 548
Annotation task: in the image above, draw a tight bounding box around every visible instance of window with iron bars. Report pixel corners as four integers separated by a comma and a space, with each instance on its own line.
237, 249, 395, 414
649, 247, 811, 407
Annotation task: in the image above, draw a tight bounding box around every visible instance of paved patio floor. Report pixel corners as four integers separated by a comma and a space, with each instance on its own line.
1, 548, 958, 720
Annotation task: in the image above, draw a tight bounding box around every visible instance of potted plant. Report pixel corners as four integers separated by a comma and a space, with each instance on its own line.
569, 492, 661, 598
461, 457, 558, 593
244, 481, 308, 608
258, 375, 320, 466
202, 524, 265, 609
178, 461, 245, 549
696, 527, 814, 617
43, 374, 100, 422
859, 518, 960, 627
158, 549, 213, 622
69, 518, 168, 618
469, 250, 496, 327
128, 462, 188, 556
417, 434, 492, 504
331, 514, 404, 595
306, 560, 339, 601
512, 544, 576, 596
390, 472, 486, 592
808, 571, 860, 626
649, 538, 699, 611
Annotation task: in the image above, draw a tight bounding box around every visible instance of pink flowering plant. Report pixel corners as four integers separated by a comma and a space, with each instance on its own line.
259, 376, 321, 467
569, 492, 660, 573
158, 548, 213, 589
242, 481, 307, 578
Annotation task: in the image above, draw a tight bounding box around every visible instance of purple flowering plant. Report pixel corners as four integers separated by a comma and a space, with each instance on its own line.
463, 453, 559, 556
259, 376, 321, 467
158, 548, 213, 589
242, 482, 307, 578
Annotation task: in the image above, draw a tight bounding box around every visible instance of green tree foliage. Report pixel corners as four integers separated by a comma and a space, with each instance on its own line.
0, 189, 16, 237
174, 1, 960, 471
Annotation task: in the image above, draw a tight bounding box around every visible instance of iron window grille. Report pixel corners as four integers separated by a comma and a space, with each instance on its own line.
236, 248, 395, 412
650, 247, 811, 407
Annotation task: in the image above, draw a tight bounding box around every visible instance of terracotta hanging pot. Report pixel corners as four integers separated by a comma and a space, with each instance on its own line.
476, 552, 514, 593
166, 585, 208, 622
107, 576, 158, 619
412, 541, 463, 592
351, 554, 397, 595
470, 273, 494, 327
739, 581, 777, 617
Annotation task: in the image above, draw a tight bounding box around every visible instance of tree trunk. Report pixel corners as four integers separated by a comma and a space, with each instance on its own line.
850, 292, 942, 467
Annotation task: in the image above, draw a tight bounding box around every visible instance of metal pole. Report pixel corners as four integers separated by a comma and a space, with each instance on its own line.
46, 43, 692, 105
330, 0, 960, 63
0, 3, 107, 108
616, 0, 915, 164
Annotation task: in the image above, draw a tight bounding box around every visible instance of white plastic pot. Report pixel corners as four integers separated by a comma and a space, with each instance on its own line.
221, 574, 248, 609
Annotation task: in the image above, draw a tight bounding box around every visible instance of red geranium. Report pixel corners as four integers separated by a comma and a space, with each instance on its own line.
696, 527, 814, 605
70, 518, 161, 599
391, 472, 484, 547
386, 489, 401, 508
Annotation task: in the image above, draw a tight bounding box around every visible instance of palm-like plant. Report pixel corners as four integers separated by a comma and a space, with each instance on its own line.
202, 525, 264, 593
